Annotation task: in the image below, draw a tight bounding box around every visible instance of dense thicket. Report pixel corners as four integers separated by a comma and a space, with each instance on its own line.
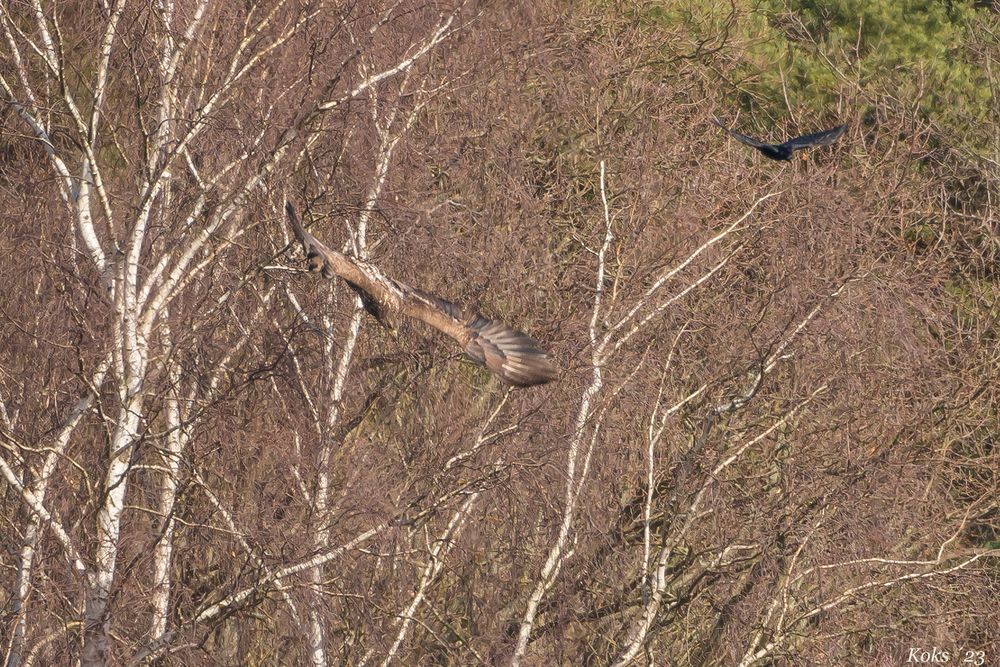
1, 1, 997, 665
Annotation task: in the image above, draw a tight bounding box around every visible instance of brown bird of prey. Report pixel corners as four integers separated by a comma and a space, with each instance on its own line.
285, 202, 558, 387
712, 117, 847, 161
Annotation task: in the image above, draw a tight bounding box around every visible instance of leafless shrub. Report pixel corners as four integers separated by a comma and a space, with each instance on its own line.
1, 1, 996, 666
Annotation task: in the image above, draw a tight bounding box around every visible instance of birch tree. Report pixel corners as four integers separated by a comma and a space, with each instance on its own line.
2, 1, 996, 665
1, 1, 469, 663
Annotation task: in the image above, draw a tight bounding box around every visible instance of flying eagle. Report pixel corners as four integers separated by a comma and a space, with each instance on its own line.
712, 117, 847, 161
285, 202, 558, 387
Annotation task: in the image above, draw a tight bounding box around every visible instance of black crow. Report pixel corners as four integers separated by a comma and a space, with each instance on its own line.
712, 118, 847, 161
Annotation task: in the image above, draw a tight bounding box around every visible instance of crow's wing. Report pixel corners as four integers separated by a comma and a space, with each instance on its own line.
781, 124, 847, 150
711, 117, 773, 149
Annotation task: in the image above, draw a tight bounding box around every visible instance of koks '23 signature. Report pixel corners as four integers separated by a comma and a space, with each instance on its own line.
906, 647, 986, 665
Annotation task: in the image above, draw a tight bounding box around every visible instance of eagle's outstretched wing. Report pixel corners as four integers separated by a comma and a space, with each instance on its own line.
286, 201, 335, 279
781, 124, 848, 150
286, 202, 558, 387
463, 313, 559, 386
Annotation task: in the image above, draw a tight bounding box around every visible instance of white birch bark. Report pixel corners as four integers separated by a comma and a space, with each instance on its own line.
5, 357, 110, 667
147, 287, 278, 644
0, 2, 471, 663
511, 168, 776, 664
